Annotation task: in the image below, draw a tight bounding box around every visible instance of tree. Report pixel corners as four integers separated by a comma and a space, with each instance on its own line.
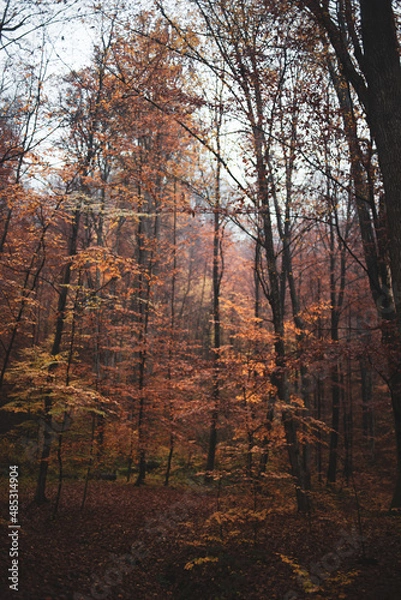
158, 0, 316, 510
295, 0, 401, 508
0, 53, 55, 396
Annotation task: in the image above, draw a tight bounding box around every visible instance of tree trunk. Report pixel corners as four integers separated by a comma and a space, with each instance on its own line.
386, 343, 401, 509
343, 347, 353, 486
359, 0, 401, 509
205, 99, 223, 481
327, 362, 340, 484
315, 376, 323, 483
34, 209, 80, 505
360, 355, 375, 459
164, 433, 174, 487
360, 1, 401, 324
324, 3, 401, 505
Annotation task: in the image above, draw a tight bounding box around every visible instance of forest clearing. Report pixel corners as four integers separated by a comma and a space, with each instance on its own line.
1, 1, 401, 598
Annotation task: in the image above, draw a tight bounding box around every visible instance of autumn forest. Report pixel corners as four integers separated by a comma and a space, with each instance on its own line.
1, 1, 401, 599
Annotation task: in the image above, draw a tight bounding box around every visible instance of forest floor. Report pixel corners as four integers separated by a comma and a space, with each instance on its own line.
1, 478, 401, 600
